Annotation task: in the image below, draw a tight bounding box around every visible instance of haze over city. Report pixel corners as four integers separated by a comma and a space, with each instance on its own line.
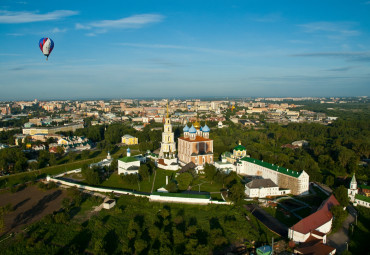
1, 0, 370, 99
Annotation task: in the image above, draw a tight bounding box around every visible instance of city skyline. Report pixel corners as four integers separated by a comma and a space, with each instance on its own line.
1, 0, 370, 100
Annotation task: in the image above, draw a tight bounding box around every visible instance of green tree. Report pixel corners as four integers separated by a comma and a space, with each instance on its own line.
203, 163, 217, 183
165, 181, 178, 193
139, 164, 150, 181
176, 172, 193, 190
334, 185, 349, 207
228, 183, 245, 205
325, 175, 334, 187
330, 205, 348, 232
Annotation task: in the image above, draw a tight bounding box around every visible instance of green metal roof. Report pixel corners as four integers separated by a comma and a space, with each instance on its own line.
222, 151, 232, 157
240, 157, 302, 178
234, 144, 246, 151
355, 194, 370, 203
152, 192, 210, 199
118, 156, 139, 163
359, 185, 370, 190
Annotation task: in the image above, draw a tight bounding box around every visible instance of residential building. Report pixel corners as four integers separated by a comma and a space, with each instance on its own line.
22, 123, 84, 135
121, 134, 138, 145
57, 136, 92, 152
245, 178, 290, 198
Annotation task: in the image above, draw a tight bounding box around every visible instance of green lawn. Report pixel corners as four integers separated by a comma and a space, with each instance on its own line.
100, 169, 170, 193
152, 169, 176, 191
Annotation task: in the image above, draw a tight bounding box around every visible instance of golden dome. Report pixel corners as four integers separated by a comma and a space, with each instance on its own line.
193, 121, 201, 129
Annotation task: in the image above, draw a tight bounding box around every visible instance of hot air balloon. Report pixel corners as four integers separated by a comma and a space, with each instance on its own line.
39, 37, 54, 60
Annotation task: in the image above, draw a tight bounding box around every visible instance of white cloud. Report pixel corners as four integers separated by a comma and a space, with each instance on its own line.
6, 33, 24, 36
291, 51, 370, 62
51, 27, 67, 33
0, 10, 78, 23
76, 14, 164, 34
298, 22, 360, 37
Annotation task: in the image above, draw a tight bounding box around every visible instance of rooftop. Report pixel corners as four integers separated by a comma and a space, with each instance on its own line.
234, 144, 246, 151
246, 178, 278, 189
118, 156, 140, 163
355, 194, 370, 203
241, 157, 302, 178
290, 194, 339, 234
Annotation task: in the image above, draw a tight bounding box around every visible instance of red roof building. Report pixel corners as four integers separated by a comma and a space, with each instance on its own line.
288, 194, 340, 243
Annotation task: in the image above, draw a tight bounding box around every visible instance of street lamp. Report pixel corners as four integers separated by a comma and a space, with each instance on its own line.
196, 181, 209, 193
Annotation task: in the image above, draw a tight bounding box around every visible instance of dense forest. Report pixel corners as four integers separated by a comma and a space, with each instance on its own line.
208, 119, 369, 184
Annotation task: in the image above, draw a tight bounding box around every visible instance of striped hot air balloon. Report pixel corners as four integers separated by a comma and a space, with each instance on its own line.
39, 37, 54, 60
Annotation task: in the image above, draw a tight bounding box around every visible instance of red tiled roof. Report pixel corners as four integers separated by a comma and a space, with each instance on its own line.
311, 230, 325, 237
295, 239, 336, 255
157, 159, 167, 166
290, 195, 339, 234
178, 136, 212, 142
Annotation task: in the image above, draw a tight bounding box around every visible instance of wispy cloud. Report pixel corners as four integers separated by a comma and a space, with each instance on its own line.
51, 27, 67, 33
6, 33, 24, 36
0, 53, 21, 56
325, 66, 355, 72
117, 42, 235, 55
291, 51, 370, 62
0, 10, 78, 23
9, 66, 26, 71
75, 14, 164, 34
298, 22, 360, 37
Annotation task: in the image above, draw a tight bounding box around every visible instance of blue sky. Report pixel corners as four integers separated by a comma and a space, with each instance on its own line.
0, 0, 369, 100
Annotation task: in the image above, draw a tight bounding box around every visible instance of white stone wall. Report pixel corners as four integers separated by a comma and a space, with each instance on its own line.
149, 195, 210, 204
355, 199, 370, 208
288, 228, 310, 243
47, 177, 147, 197
156, 158, 179, 171
118, 160, 140, 175
316, 219, 332, 234
245, 186, 280, 198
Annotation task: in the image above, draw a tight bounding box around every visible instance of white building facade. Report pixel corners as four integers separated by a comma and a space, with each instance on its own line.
238, 157, 309, 195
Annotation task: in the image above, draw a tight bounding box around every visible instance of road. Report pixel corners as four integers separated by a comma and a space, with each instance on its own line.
327, 206, 356, 254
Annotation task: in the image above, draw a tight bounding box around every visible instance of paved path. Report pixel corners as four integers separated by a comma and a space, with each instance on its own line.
327, 206, 355, 254
151, 170, 157, 193
244, 204, 288, 237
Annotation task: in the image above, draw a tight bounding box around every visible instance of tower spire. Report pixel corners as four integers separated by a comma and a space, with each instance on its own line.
166, 100, 169, 118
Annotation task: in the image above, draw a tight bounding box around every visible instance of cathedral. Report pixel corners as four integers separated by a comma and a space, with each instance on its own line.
177, 121, 214, 167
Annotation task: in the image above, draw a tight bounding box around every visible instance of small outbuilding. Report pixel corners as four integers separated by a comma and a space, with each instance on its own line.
103, 199, 116, 209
